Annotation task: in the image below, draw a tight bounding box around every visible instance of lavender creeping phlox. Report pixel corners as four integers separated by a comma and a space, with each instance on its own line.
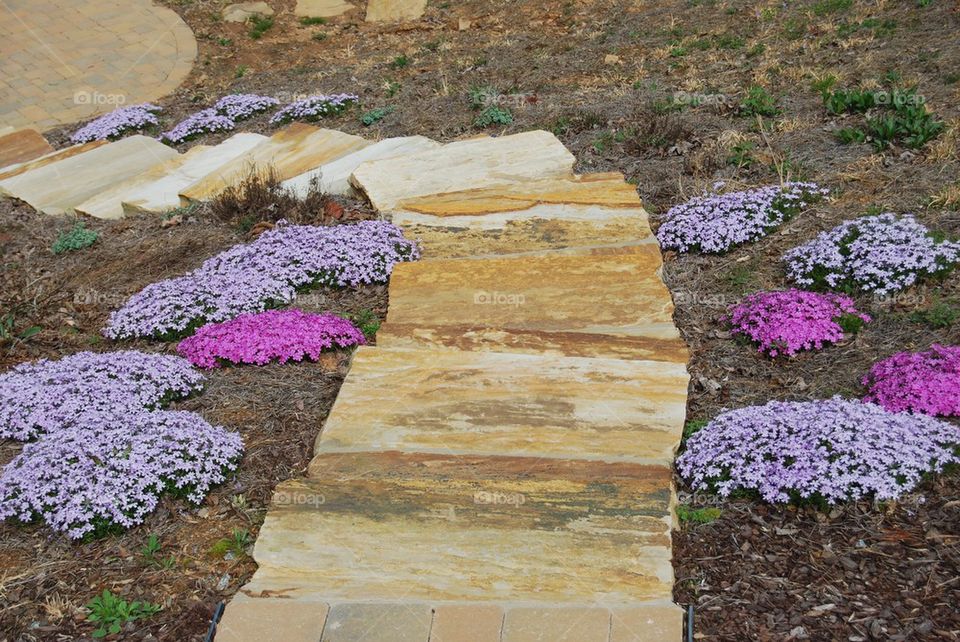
656, 182, 828, 253
212, 93, 280, 121
677, 397, 960, 504
160, 108, 235, 144
862, 344, 960, 417
70, 104, 161, 143
269, 94, 360, 124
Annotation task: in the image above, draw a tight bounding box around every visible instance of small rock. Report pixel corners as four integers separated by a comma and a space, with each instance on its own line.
294, 0, 355, 18
604, 54, 622, 65
222, 2, 274, 23
788, 626, 808, 639
458, 17, 471, 30
216, 573, 231, 591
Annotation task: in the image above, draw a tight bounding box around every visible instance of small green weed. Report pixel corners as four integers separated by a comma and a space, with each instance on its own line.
350, 309, 382, 339
210, 528, 251, 559
140, 534, 177, 569
217, 37, 232, 46
248, 15, 274, 40
52, 222, 98, 254
739, 86, 779, 117
234, 65, 248, 78
474, 106, 513, 128
727, 141, 756, 168
910, 298, 959, 328
813, 0, 852, 16
86, 590, 161, 638
389, 54, 411, 69
360, 106, 394, 126
677, 505, 722, 524
299, 16, 326, 25
683, 419, 708, 440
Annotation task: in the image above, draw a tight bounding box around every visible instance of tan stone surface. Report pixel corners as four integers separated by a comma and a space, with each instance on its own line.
430, 605, 504, 642
244, 452, 673, 605
294, 0, 356, 17
180, 125, 370, 202
350, 131, 574, 212
0, 135, 178, 215
222, 1, 274, 22
216, 598, 328, 642
365, 0, 428, 22
610, 603, 685, 642
501, 607, 611, 642
0, 129, 54, 168
320, 603, 432, 641
315, 346, 687, 464
0, 140, 107, 181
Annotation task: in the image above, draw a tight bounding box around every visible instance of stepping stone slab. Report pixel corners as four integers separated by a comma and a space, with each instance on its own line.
365, 0, 427, 21
216, 598, 328, 642
0, 140, 107, 182
350, 130, 574, 212
294, 0, 355, 17
321, 603, 432, 641
0, 135, 178, 215
244, 452, 674, 605
378, 244, 684, 361
74, 133, 267, 218
315, 346, 688, 465
501, 607, 611, 642
430, 605, 504, 642
0, 128, 53, 168
610, 603, 685, 642
281, 135, 439, 197
223, 1, 273, 22
180, 124, 370, 202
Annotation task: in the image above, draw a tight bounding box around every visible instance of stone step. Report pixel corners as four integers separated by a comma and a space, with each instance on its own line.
281, 135, 439, 198
179, 124, 370, 202
0, 140, 108, 183
391, 173, 656, 259
350, 130, 575, 212
0, 135, 179, 215
365, 0, 427, 21
216, 598, 681, 641
73, 133, 267, 218
295, 0, 357, 18
241, 451, 674, 606
315, 346, 687, 465
0, 128, 54, 168
377, 244, 684, 361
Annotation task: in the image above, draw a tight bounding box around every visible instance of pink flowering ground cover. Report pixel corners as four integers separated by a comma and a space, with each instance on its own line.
728, 289, 870, 357
178, 309, 365, 368
862, 344, 960, 417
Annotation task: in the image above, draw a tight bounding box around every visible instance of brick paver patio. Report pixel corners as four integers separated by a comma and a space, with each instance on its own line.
0, 0, 195, 131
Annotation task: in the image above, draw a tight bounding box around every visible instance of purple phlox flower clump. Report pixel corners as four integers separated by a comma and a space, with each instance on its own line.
212, 93, 280, 121
160, 108, 235, 144
862, 344, 960, 417
677, 397, 960, 504
0, 409, 242, 539
0, 351, 204, 441
269, 94, 360, 124
104, 221, 419, 340
656, 182, 829, 253
783, 213, 960, 294
178, 309, 366, 368
728, 289, 870, 357
70, 104, 161, 143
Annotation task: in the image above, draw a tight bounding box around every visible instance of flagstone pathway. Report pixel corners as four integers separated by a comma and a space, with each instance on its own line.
0, 0, 195, 131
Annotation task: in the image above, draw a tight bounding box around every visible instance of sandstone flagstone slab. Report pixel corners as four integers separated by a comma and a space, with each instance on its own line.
0, 140, 107, 182
315, 346, 688, 465
610, 602, 685, 642
282, 135, 438, 197
244, 452, 673, 605
430, 605, 504, 642
216, 598, 329, 642
365, 0, 427, 21
222, 1, 273, 22
295, 0, 356, 17
501, 607, 610, 642
0, 135, 178, 215
0, 128, 54, 168
321, 603, 432, 641
350, 130, 574, 212
180, 125, 369, 202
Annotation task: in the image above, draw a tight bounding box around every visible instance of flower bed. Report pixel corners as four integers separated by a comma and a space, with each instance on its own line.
70, 104, 161, 143
269, 94, 359, 124
677, 397, 960, 504
656, 182, 828, 253
178, 309, 365, 368
212, 93, 280, 121
0, 351, 204, 441
160, 108, 235, 144
104, 221, 419, 340
728, 289, 870, 357
784, 213, 960, 294
862, 344, 960, 417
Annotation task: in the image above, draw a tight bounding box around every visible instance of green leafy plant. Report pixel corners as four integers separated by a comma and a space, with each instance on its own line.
0, 311, 41, 345
474, 106, 513, 128
683, 419, 708, 440
910, 298, 959, 328
812, 0, 852, 15
739, 85, 779, 117
217, 37, 232, 46
727, 141, 756, 168
234, 65, 248, 78
85, 590, 161, 638
389, 54, 410, 69
360, 106, 394, 126
141, 534, 177, 569
836, 127, 867, 145
248, 15, 274, 40
676, 505, 722, 524
210, 528, 251, 559
350, 309, 382, 339
52, 222, 98, 254
299, 16, 326, 25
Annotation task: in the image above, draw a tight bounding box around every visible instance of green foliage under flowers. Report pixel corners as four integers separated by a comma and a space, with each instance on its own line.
910, 298, 959, 328
52, 222, 98, 254
86, 590, 161, 638
360, 106, 394, 126
677, 505, 722, 524
349, 308, 382, 340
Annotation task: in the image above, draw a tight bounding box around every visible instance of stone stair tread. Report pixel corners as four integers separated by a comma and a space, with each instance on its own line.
350, 130, 575, 212
0, 140, 108, 183
295, 0, 356, 18
180, 124, 370, 202
0, 128, 54, 168
282, 135, 439, 197
0, 135, 179, 215
315, 346, 687, 464
365, 0, 427, 21
243, 451, 673, 605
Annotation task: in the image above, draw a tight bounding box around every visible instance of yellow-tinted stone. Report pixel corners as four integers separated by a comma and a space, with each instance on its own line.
320, 603, 432, 641
501, 607, 610, 642
610, 603, 685, 642
0, 128, 53, 168
430, 605, 504, 642
0, 140, 107, 182
295, 0, 356, 17
365, 0, 428, 21
315, 346, 688, 465
216, 598, 328, 642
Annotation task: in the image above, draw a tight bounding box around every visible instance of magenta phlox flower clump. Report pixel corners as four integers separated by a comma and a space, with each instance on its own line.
160, 108, 235, 144
269, 94, 359, 124
104, 221, 419, 340
656, 182, 828, 253
0, 351, 204, 441
178, 309, 365, 368
212, 93, 280, 120
70, 104, 161, 143
728, 289, 870, 357
862, 344, 960, 417
677, 397, 960, 504
783, 213, 960, 294
0, 409, 242, 539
